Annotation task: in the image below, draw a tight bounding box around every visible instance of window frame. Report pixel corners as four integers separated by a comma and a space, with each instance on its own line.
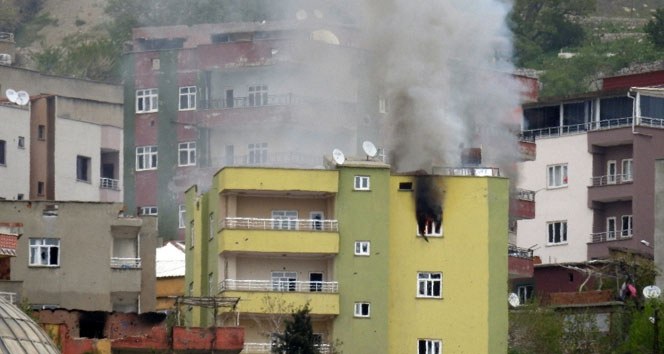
178, 205, 186, 229
135, 146, 158, 171
29, 238, 60, 267
272, 210, 298, 230
189, 220, 195, 249
76, 155, 91, 182
140, 206, 158, 216
178, 141, 197, 167
179, 86, 197, 111
310, 211, 324, 231
135, 88, 159, 113
353, 302, 370, 318
517, 284, 534, 304
547, 220, 568, 245
209, 213, 215, 240
417, 339, 442, 354
247, 143, 268, 165
417, 272, 442, 299
547, 164, 568, 189
607, 160, 617, 184
354, 176, 370, 191
606, 217, 617, 240
621, 215, 633, 237
248, 85, 268, 107
354, 241, 370, 256
0, 140, 5, 165
271, 271, 297, 292
622, 159, 633, 182
17, 136, 25, 149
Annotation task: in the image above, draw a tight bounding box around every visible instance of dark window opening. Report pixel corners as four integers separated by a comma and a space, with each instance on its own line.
16, 194, 23, 200
0, 140, 5, 165
136, 38, 185, 51
226, 89, 234, 108
600, 97, 633, 121
309, 273, 323, 292
568, 272, 574, 282
523, 106, 560, 130
563, 101, 590, 126
399, 182, 413, 191
37, 182, 44, 196
641, 95, 664, 119
38, 125, 45, 140
211, 33, 230, 43
79, 311, 107, 339
461, 148, 481, 166
102, 163, 114, 179
76, 156, 90, 181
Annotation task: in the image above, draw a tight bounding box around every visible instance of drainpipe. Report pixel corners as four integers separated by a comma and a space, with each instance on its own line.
627, 89, 636, 134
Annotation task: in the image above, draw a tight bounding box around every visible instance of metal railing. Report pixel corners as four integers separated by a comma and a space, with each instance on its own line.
111, 257, 141, 269
0, 292, 17, 304
100, 178, 120, 190
520, 117, 636, 140
516, 189, 536, 201
589, 174, 633, 187
508, 246, 534, 259
220, 217, 338, 232
589, 230, 632, 243
0, 32, 14, 42
230, 152, 322, 168
243, 343, 330, 353
432, 167, 501, 177
204, 94, 302, 110
219, 279, 338, 293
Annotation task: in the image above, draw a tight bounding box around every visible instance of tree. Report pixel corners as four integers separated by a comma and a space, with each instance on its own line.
645, 8, 664, 49
272, 305, 318, 354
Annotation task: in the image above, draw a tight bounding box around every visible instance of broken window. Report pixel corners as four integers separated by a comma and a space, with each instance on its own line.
135, 88, 158, 113
179, 86, 196, 111
76, 155, 90, 182
417, 272, 442, 298
29, 238, 59, 266
248, 143, 268, 165
248, 85, 268, 106
418, 339, 442, 354
79, 312, 107, 339
353, 302, 370, 317
354, 241, 370, 256
547, 221, 567, 244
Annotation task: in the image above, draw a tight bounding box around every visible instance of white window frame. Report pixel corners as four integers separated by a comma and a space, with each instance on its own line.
354, 241, 370, 256
136, 88, 158, 113
378, 96, 387, 113
248, 85, 268, 106
29, 238, 60, 267
416, 223, 443, 237
179, 86, 197, 111
209, 213, 214, 240
354, 176, 370, 191
136, 146, 158, 171
606, 217, 617, 240
354, 302, 370, 318
607, 160, 617, 184
547, 164, 568, 188
517, 285, 533, 304
418, 339, 442, 354
178, 205, 186, 229
621, 215, 633, 238
208, 272, 214, 296
189, 220, 195, 249
272, 271, 297, 292
248, 143, 268, 165
547, 221, 567, 245
140, 206, 158, 216
417, 272, 442, 298
178, 142, 196, 167
622, 159, 633, 182
272, 210, 298, 230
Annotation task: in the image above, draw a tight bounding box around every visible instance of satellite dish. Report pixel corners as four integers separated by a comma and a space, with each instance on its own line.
5, 89, 17, 103
15, 91, 29, 106
362, 141, 378, 158
644, 285, 662, 299
296, 9, 308, 20
508, 293, 520, 308
332, 148, 345, 165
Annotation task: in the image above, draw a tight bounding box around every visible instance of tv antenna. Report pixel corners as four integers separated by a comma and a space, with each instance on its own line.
5, 89, 17, 103
15, 91, 29, 106
508, 293, 520, 308
362, 140, 377, 160
332, 148, 345, 165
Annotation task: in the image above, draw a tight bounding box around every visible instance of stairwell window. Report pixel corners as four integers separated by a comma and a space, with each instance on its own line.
622, 159, 633, 182
354, 176, 370, 190
178, 205, 186, 229
136, 146, 158, 171
179, 86, 196, 111
547, 221, 567, 245
418, 339, 442, 354
178, 142, 196, 166
248, 143, 267, 165
189, 220, 195, 249
0, 140, 5, 165
621, 215, 633, 237
354, 241, 370, 256
417, 272, 442, 298
29, 238, 60, 267
354, 302, 370, 318
547, 164, 567, 188
136, 88, 158, 113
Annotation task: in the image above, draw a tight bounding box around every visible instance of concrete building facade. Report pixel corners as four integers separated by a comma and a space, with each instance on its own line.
0, 103, 30, 200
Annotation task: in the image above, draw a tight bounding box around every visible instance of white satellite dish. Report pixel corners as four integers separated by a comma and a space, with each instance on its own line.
5, 89, 17, 103
362, 141, 378, 158
644, 285, 662, 299
15, 91, 29, 106
332, 148, 345, 165
296, 9, 308, 20
508, 293, 520, 307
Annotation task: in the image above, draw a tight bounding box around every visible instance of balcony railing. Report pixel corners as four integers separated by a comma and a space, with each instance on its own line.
229, 152, 322, 168
520, 117, 637, 140
220, 217, 339, 232
219, 279, 338, 293
516, 189, 536, 201
0, 292, 17, 304
243, 343, 330, 353
589, 230, 632, 243
508, 246, 534, 259
100, 178, 120, 190
432, 167, 501, 177
589, 174, 632, 187
203, 94, 302, 110
111, 257, 141, 269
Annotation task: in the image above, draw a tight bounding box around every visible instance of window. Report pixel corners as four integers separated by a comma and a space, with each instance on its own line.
417, 272, 442, 298
310, 211, 323, 231
417, 222, 443, 237
178, 205, 186, 229
248, 143, 268, 165
517, 285, 533, 304
179, 86, 196, 111
606, 217, 617, 240
621, 215, 633, 237
607, 160, 617, 184
378, 96, 387, 113
136, 88, 158, 113
188, 282, 193, 311
189, 220, 195, 248
17, 194, 24, 200
209, 213, 214, 240
37, 181, 44, 196
29, 238, 60, 266
178, 142, 196, 166
208, 273, 214, 296
0, 140, 5, 165
547, 221, 567, 244
272, 272, 297, 292
622, 159, 633, 182
225, 89, 234, 108
354, 176, 370, 190
248, 85, 268, 106
151, 58, 160, 70
547, 164, 568, 188
17, 136, 24, 149
140, 206, 158, 215
136, 146, 158, 171
38, 125, 45, 140
272, 210, 298, 230
418, 339, 442, 354
355, 241, 370, 256
354, 302, 370, 317
76, 155, 91, 182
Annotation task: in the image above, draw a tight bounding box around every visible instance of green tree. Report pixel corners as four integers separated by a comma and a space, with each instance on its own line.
272, 305, 318, 354
645, 8, 664, 49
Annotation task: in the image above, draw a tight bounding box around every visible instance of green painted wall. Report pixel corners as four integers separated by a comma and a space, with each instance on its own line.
333, 166, 390, 354
184, 186, 196, 325
487, 178, 509, 353
122, 53, 136, 213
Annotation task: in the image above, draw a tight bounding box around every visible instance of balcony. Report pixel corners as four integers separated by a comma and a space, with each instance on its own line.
588, 174, 633, 203
218, 218, 339, 254
589, 174, 632, 187
510, 189, 536, 219
219, 279, 338, 293
0, 281, 22, 304
228, 152, 322, 169
588, 230, 632, 243
100, 177, 120, 190
243, 343, 331, 353
508, 246, 534, 279
111, 257, 141, 269
431, 167, 501, 177
216, 168, 338, 195
520, 117, 634, 141
202, 94, 302, 111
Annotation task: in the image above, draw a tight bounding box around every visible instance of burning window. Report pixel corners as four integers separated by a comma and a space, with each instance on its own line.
415, 177, 443, 238
354, 302, 370, 317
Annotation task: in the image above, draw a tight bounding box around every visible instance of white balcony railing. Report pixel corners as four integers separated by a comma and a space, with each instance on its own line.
589, 230, 632, 243
432, 167, 501, 177
589, 174, 633, 187
100, 178, 120, 190
0, 292, 17, 304
516, 189, 536, 201
219, 279, 338, 293
521, 116, 664, 141
111, 257, 141, 269
242, 342, 330, 353
220, 217, 338, 232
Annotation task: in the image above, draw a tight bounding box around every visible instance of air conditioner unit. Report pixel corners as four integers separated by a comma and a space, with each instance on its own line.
0, 54, 11, 66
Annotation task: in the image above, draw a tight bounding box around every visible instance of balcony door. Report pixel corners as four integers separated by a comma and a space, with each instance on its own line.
607, 161, 617, 184
272, 210, 298, 230
272, 272, 297, 292
309, 272, 323, 292
607, 217, 617, 240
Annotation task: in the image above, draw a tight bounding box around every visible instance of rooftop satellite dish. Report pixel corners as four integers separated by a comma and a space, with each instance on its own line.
508, 293, 520, 308
296, 9, 308, 20
644, 285, 662, 299
332, 148, 345, 165
15, 91, 29, 106
5, 89, 17, 103
362, 141, 378, 158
